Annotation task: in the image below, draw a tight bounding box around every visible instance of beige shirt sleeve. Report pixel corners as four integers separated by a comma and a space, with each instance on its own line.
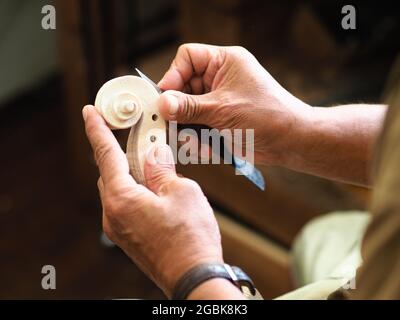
331, 83, 400, 300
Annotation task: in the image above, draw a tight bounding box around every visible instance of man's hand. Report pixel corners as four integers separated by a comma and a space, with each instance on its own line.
82, 105, 224, 297
158, 43, 310, 165
158, 43, 387, 185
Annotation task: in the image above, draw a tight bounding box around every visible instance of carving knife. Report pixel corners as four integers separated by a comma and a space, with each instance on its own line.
135, 68, 266, 191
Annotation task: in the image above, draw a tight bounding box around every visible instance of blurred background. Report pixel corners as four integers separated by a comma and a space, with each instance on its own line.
0, 0, 399, 299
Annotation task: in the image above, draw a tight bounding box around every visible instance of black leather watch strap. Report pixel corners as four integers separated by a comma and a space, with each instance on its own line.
172, 263, 256, 300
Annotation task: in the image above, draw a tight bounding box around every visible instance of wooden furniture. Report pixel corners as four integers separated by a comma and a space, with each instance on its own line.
56, 0, 127, 203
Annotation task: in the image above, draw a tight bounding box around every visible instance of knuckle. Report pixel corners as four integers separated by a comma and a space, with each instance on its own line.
162, 177, 183, 194
179, 178, 202, 193
102, 223, 115, 242
176, 43, 191, 59
94, 144, 113, 167
151, 176, 178, 195
228, 46, 252, 61
215, 46, 227, 69
97, 177, 103, 189
147, 166, 175, 186
181, 95, 200, 121
103, 195, 126, 219
230, 45, 248, 54
177, 43, 188, 53
177, 43, 195, 54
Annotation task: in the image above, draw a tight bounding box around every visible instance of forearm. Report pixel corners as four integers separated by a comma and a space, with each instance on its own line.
282, 104, 387, 186
187, 278, 245, 300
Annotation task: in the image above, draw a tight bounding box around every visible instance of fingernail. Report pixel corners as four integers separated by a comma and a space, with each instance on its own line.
157, 79, 165, 88
166, 94, 179, 116
155, 145, 174, 165
82, 106, 89, 121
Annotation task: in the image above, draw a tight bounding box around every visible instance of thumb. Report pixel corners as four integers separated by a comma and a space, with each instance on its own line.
144, 144, 177, 195
158, 90, 218, 124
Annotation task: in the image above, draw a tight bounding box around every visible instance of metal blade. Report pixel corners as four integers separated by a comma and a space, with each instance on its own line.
233, 156, 265, 191
135, 68, 163, 94
134, 67, 266, 191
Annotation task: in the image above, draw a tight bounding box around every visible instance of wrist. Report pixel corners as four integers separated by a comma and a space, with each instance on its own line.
158, 252, 224, 298
264, 96, 313, 167
278, 105, 326, 171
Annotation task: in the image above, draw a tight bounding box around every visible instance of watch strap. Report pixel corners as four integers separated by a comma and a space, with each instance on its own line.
172, 263, 257, 300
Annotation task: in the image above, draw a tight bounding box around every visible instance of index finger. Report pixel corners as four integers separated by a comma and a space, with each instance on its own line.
158, 43, 224, 92
83, 105, 136, 187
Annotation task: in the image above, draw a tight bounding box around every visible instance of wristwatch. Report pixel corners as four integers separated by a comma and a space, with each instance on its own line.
172, 263, 263, 300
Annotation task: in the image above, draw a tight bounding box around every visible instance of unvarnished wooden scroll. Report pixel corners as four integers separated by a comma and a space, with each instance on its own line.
95, 76, 166, 184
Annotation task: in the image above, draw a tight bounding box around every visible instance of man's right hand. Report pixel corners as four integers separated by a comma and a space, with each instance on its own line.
157, 43, 311, 165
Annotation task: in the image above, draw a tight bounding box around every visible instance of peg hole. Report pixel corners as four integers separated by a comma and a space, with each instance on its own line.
152, 114, 158, 121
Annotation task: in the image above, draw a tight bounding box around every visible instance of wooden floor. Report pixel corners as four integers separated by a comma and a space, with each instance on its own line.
0, 83, 164, 299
